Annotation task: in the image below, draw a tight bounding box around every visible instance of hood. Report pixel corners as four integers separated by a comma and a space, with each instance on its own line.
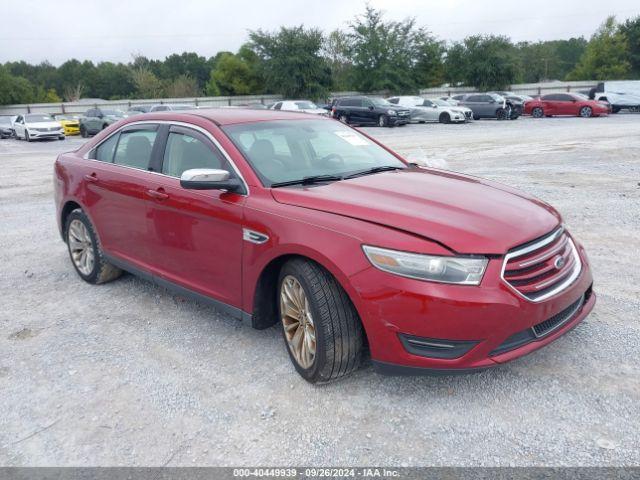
26, 121, 61, 129
271, 169, 560, 254
301, 108, 329, 115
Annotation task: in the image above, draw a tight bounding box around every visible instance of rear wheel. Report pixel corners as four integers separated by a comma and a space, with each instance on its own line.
80, 125, 88, 138
579, 106, 593, 118
278, 258, 363, 384
611, 106, 621, 114
439, 112, 451, 124
531, 107, 544, 118
496, 108, 508, 120
65, 210, 122, 284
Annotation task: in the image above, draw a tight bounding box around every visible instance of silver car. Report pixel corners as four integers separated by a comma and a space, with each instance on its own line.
387, 96, 470, 123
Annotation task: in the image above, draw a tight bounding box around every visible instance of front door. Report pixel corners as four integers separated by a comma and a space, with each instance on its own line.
144, 124, 245, 308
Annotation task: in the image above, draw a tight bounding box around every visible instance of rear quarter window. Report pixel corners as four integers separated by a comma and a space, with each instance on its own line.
94, 134, 119, 162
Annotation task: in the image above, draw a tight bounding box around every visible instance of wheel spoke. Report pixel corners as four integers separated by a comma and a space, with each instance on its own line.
280, 275, 316, 370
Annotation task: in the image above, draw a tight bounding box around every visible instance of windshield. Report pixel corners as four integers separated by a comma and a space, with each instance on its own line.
102, 110, 124, 117
431, 99, 451, 107
294, 101, 318, 109
369, 98, 392, 107
26, 114, 54, 122
223, 119, 407, 187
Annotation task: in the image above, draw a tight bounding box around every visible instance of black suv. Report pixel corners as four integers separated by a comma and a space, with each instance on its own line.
332, 96, 410, 127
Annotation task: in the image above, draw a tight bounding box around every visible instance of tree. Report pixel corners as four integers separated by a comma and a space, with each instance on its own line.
619, 16, 640, 76
162, 52, 212, 89
164, 74, 201, 98
324, 29, 353, 91
453, 35, 520, 90
568, 17, 631, 80
443, 43, 467, 86
249, 26, 332, 98
413, 32, 445, 88
0, 66, 35, 105
210, 53, 256, 95
132, 67, 164, 98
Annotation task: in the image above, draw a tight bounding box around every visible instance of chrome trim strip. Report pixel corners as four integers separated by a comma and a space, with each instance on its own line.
501, 228, 582, 303
82, 120, 249, 195
242, 228, 269, 244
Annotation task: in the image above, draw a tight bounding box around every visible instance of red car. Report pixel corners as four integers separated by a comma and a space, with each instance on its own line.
524, 93, 610, 118
54, 109, 595, 383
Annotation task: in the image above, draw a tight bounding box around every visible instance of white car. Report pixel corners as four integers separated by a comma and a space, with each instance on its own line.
593, 91, 640, 113
387, 96, 471, 123
13, 113, 65, 141
270, 100, 327, 115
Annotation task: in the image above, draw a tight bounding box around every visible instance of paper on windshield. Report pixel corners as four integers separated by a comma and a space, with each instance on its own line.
334, 131, 370, 146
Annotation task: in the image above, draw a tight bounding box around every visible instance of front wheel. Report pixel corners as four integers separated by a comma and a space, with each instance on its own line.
439, 112, 451, 124
378, 115, 389, 127
496, 108, 508, 120
579, 106, 593, 118
278, 258, 363, 384
58, 135, 65, 141
25, 131, 32, 142
65, 209, 122, 284
338, 114, 348, 124
80, 125, 88, 138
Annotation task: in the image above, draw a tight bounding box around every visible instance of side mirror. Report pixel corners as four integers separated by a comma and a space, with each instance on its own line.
180, 168, 241, 192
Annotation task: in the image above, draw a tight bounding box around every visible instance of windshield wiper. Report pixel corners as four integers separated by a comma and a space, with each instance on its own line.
271, 174, 343, 188
343, 165, 403, 179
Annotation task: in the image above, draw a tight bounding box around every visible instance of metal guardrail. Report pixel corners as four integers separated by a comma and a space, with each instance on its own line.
0, 81, 599, 115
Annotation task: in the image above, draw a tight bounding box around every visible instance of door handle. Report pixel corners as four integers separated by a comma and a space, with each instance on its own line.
84, 173, 98, 183
146, 189, 169, 200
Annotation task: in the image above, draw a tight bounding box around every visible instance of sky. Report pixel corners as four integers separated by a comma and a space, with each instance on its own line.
1, 0, 639, 65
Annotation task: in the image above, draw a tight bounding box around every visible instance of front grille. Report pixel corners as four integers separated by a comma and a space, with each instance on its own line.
533, 294, 584, 337
502, 227, 581, 302
490, 290, 589, 356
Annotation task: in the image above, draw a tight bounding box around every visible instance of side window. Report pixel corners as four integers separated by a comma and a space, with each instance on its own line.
467, 95, 482, 102
162, 129, 227, 177
423, 99, 434, 107
16, 115, 23, 123
273, 102, 282, 110
94, 133, 119, 162
387, 98, 399, 104
113, 129, 157, 170
557, 94, 573, 101
340, 99, 354, 107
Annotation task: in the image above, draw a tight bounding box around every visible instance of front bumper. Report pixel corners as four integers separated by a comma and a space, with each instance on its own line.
62, 125, 80, 135
28, 128, 64, 139
349, 241, 594, 373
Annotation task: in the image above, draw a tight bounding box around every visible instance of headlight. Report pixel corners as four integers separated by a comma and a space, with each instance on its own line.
363, 245, 488, 285
387, 109, 397, 115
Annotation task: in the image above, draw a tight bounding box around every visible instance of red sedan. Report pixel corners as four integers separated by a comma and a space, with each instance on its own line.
525, 93, 610, 118
54, 109, 595, 383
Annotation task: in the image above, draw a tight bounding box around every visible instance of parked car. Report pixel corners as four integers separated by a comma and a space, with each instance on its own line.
0, 115, 14, 138
54, 109, 595, 383
331, 96, 410, 127
592, 91, 640, 113
13, 113, 65, 141
129, 105, 152, 114
387, 96, 471, 123
149, 104, 194, 112
53, 114, 81, 136
270, 100, 327, 115
524, 93, 609, 118
493, 91, 534, 102
80, 108, 126, 137
453, 93, 520, 120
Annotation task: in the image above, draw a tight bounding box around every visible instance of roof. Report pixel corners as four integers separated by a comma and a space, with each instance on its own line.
133, 107, 327, 126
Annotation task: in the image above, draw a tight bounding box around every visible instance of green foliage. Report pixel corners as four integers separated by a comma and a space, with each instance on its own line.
619, 16, 640, 76
249, 26, 332, 99
164, 75, 201, 98
515, 39, 587, 82
0, 66, 35, 104
132, 67, 164, 98
568, 17, 631, 80
210, 51, 261, 95
346, 6, 444, 93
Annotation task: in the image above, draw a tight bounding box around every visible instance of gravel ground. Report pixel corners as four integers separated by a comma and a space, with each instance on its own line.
0, 114, 639, 466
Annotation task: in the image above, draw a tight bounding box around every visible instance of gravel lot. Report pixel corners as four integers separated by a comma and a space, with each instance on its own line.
0, 114, 639, 466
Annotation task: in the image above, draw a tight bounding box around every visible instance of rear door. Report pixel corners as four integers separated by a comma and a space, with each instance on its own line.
464, 95, 484, 117
143, 124, 246, 308
83, 123, 161, 269
556, 94, 579, 115
541, 94, 560, 115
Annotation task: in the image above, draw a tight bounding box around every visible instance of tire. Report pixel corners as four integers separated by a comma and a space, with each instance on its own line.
278, 258, 363, 384
58, 135, 65, 141
611, 106, 621, 114
579, 106, 592, 118
25, 131, 32, 142
378, 115, 388, 127
532, 107, 544, 118
65, 209, 122, 284
80, 125, 88, 138
496, 108, 508, 120
338, 114, 348, 124
439, 112, 451, 124
473, 114, 480, 121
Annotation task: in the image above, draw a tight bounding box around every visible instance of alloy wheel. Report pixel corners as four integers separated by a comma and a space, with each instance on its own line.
532, 107, 543, 118
580, 107, 592, 118
280, 275, 316, 369
68, 219, 95, 276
